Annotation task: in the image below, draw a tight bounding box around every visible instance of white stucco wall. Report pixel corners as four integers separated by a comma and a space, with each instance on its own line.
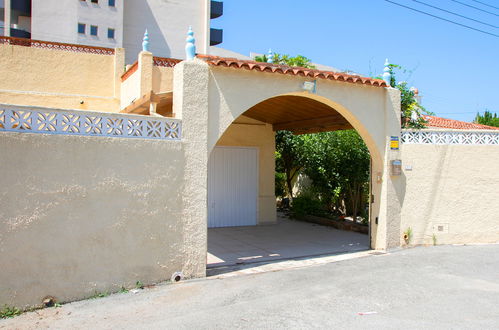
120, 68, 140, 109
401, 141, 499, 245
0, 130, 199, 308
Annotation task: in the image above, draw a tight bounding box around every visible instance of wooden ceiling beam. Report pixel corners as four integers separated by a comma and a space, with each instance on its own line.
120, 91, 173, 116
273, 115, 350, 131
291, 124, 353, 135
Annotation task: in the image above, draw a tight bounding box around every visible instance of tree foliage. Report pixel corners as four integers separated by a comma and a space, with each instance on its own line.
474, 110, 499, 127
274, 61, 431, 220
377, 64, 433, 129
301, 131, 370, 218
275, 130, 304, 201
254, 53, 316, 69
275, 130, 370, 219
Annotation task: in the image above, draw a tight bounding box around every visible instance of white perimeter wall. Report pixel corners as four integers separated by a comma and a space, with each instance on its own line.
401, 141, 499, 245
0, 128, 206, 308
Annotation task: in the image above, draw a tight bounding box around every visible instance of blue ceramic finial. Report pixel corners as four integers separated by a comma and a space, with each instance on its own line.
382, 58, 391, 86
185, 26, 196, 60
267, 49, 274, 63
142, 29, 150, 52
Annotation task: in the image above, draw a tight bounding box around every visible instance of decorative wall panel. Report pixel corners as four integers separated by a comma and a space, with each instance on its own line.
0, 107, 181, 140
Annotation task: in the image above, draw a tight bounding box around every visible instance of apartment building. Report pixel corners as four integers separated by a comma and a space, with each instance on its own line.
1, 0, 224, 62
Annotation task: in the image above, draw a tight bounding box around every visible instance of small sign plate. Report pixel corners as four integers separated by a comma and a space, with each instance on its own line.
390, 136, 399, 150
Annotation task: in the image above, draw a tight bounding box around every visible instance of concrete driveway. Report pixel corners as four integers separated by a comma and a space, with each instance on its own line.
207, 216, 369, 268
2, 244, 498, 329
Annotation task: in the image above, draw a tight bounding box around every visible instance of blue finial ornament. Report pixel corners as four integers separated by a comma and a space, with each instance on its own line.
382, 58, 391, 86
267, 49, 274, 63
142, 29, 150, 52
185, 26, 196, 60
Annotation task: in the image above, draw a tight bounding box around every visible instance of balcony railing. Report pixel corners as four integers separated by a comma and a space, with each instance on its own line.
153, 56, 182, 67
0, 36, 115, 55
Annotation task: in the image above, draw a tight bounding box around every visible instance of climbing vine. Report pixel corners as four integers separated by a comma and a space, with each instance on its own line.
381, 64, 433, 129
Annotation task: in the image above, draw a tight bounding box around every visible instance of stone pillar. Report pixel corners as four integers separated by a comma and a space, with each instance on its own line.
149, 102, 158, 116
173, 59, 210, 277
138, 51, 153, 96
375, 87, 403, 250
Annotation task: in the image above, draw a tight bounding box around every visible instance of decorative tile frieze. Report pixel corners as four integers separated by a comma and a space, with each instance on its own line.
401, 130, 498, 145
0, 107, 181, 140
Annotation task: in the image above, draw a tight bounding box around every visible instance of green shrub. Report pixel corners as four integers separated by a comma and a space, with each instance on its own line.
291, 195, 326, 218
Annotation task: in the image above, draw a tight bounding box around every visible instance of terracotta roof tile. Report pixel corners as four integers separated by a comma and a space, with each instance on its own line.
424, 115, 499, 130
196, 55, 388, 88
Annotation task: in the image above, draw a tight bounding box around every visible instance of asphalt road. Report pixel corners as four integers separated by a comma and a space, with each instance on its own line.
2, 244, 498, 329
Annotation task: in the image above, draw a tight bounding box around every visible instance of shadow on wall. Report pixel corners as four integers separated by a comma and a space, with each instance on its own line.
401, 144, 451, 245
392, 169, 406, 247
419, 145, 451, 243
207, 70, 223, 152
123, 2, 171, 63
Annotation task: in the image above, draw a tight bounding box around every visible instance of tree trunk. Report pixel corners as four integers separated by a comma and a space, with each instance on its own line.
285, 167, 294, 202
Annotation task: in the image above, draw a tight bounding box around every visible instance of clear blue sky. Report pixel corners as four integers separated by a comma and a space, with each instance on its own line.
212, 0, 499, 122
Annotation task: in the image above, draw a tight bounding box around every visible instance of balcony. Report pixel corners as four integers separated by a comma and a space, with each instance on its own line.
210, 28, 223, 46
210, 1, 223, 19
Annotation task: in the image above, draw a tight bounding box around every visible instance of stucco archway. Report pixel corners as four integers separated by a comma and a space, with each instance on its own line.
209, 92, 382, 251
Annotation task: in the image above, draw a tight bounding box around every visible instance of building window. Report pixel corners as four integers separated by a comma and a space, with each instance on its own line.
108, 0, 115, 7
78, 23, 86, 34
91, 0, 98, 3
107, 28, 115, 39
90, 25, 98, 36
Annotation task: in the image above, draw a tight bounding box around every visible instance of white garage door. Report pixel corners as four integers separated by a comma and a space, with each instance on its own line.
208, 147, 258, 228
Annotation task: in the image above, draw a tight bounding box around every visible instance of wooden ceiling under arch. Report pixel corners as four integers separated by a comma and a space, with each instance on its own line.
242, 95, 353, 135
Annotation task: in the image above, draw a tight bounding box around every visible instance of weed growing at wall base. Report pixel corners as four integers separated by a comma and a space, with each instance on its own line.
404, 227, 413, 244
90, 291, 109, 299
0, 305, 22, 319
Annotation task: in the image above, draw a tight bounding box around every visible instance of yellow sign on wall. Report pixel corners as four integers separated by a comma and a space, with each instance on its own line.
390, 136, 399, 150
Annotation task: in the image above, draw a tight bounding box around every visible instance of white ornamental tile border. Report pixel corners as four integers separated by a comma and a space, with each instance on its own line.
0, 107, 181, 140
401, 130, 499, 145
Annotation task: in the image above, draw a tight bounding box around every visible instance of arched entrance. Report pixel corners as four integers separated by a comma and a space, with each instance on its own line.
207, 93, 383, 268
174, 59, 402, 277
